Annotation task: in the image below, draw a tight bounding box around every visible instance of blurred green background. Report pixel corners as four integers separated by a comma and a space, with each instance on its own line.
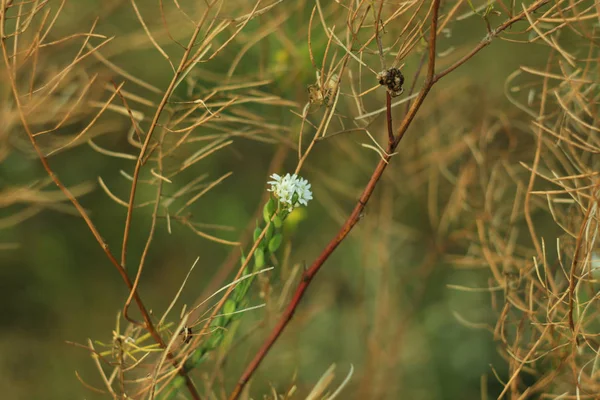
0, 1, 558, 399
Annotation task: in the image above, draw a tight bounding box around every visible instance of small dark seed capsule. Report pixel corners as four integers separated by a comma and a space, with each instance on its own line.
377, 67, 404, 97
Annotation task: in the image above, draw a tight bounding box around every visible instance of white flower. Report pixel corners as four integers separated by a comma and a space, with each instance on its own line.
294, 176, 313, 206
267, 173, 312, 211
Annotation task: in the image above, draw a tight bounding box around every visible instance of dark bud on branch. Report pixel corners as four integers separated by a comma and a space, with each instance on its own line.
377, 67, 404, 97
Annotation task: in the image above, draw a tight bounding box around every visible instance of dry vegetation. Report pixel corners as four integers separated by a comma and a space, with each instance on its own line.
1, 0, 599, 399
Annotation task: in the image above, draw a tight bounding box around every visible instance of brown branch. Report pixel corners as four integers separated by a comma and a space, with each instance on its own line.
386, 92, 393, 145
228, 0, 551, 397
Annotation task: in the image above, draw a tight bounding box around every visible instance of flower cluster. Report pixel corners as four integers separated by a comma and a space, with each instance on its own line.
267, 173, 313, 211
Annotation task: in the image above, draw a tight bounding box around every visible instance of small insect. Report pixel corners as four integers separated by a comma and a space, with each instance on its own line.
180, 326, 193, 344
377, 67, 404, 97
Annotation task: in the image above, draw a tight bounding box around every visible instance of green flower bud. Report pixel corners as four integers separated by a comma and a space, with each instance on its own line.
254, 247, 265, 268
265, 222, 274, 242
223, 299, 237, 315
253, 225, 262, 242
268, 233, 283, 253
263, 198, 276, 223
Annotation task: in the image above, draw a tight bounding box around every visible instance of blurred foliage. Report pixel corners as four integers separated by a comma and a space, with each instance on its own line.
0, 0, 598, 399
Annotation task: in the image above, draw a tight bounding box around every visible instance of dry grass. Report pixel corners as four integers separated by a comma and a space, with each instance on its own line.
2, 0, 599, 399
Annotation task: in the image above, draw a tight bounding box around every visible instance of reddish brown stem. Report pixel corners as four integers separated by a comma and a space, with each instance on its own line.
386, 92, 393, 145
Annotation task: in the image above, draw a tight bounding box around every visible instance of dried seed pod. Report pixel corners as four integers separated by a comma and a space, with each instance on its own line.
308, 71, 338, 105
377, 67, 404, 97
180, 326, 193, 344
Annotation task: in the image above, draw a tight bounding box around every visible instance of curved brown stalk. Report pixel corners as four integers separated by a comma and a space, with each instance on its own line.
229, 0, 550, 398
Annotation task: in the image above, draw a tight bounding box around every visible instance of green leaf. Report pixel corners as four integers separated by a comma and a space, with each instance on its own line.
273, 215, 283, 229
204, 330, 223, 350
185, 350, 207, 370
265, 223, 274, 242
263, 198, 276, 223
223, 299, 237, 315
240, 249, 246, 266
254, 247, 265, 268
210, 315, 223, 329
268, 233, 283, 253
233, 279, 249, 302
253, 225, 262, 242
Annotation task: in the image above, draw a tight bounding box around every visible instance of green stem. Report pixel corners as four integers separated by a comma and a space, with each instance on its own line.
161, 198, 286, 399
